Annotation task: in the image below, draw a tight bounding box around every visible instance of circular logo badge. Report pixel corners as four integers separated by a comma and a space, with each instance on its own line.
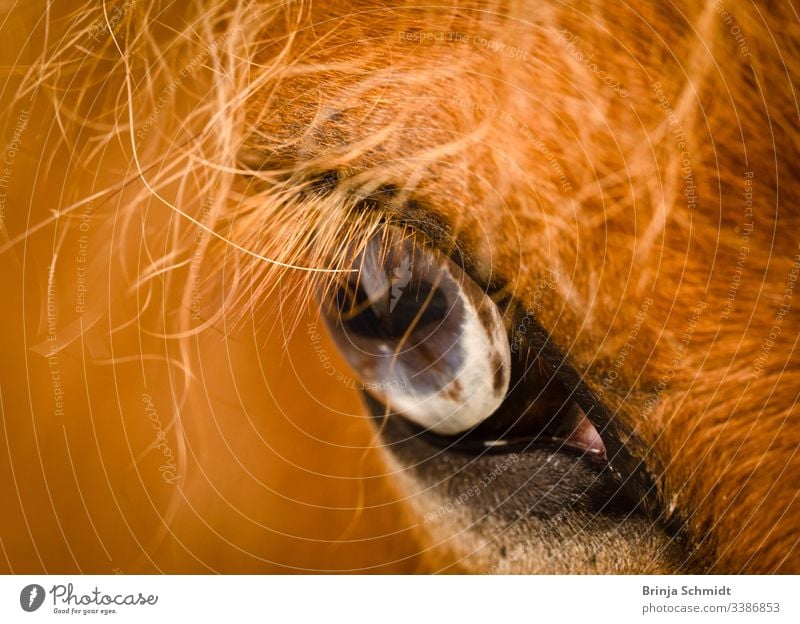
20, 584, 46, 612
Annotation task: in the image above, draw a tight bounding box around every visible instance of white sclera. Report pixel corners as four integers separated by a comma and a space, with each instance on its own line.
324, 230, 511, 436
379, 282, 511, 435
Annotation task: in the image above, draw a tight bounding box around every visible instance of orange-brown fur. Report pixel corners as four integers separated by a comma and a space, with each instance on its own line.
0, 0, 797, 572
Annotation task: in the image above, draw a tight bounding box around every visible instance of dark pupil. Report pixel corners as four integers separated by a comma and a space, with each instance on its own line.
336, 277, 450, 342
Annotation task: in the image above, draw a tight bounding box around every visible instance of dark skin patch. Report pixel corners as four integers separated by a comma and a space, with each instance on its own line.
507, 313, 687, 539
490, 352, 504, 394
364, 395, 696, 572
439, 379, 464, 402
304, 169, 341, 195
475, 302, 497, 336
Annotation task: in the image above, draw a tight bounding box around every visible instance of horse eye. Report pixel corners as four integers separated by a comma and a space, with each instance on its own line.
321, 228, 511, 435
